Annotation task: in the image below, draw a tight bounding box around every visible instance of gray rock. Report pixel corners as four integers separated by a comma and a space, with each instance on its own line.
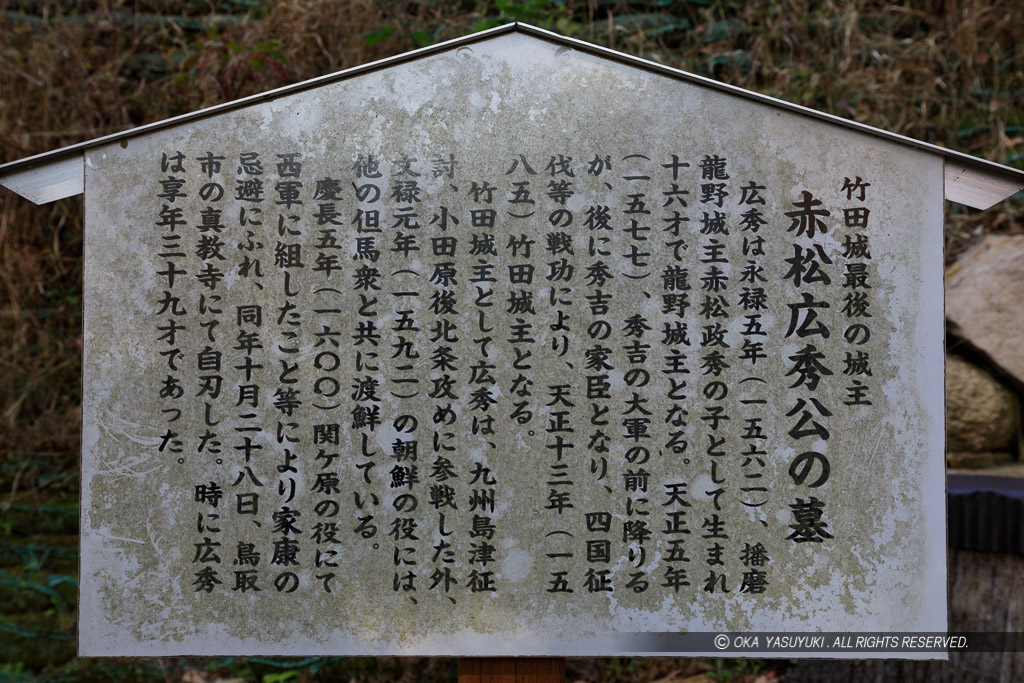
946, 354, 1016, 453
947, 235, 1024, 386
946, 450, 1014, 469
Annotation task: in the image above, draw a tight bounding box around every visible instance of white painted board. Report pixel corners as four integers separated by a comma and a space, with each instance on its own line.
80, 32, 946, 657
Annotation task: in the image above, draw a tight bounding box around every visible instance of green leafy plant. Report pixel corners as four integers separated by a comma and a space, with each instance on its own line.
262, 671, 300, 683
473, 0, 568, 32
176, 34, 290, 101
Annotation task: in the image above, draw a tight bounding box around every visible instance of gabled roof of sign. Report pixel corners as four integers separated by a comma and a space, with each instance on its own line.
2, 22, 1022, 208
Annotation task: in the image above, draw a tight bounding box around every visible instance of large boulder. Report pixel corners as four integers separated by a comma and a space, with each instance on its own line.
945, 354, 1016, 455
947, 235, 1024, 387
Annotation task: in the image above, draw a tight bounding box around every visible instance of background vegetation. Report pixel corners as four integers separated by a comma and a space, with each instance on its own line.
1, 0, 1022, 680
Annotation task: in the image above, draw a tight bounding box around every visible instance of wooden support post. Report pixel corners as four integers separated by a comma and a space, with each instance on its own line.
458, 657, 565, 683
